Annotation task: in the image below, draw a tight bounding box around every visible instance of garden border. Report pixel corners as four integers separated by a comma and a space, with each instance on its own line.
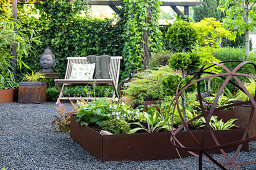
70, 114, 249, 161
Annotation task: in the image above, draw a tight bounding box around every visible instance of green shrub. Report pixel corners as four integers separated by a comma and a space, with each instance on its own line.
46, 86, 114, 102
213, 47, 255, 93
236, 78, 256, 101
76, 98, 137, 129
159, 24, 172, 49
148, 51, 173, 69
165, 21, 197, 52
46, 87, 60, 101
162, 75, 181, 96
213, 47, 247, 63
162, 75, 196, 96
169, 52, 201, 73
123, 66, 176, 104
102, 119, 131, 134
63, 86, 113, 98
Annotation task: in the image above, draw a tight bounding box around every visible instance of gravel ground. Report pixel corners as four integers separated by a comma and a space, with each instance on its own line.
0, 102, 256, 170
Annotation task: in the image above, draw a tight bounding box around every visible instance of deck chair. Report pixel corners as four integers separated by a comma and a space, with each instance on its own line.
55, 56, 122, 103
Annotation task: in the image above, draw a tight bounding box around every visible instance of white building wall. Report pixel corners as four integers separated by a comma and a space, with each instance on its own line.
250, 32, 256, 51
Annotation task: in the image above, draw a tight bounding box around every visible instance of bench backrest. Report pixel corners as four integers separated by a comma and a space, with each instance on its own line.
65, 56, 122, 87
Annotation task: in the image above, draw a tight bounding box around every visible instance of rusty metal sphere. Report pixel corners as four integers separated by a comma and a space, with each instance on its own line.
170, 61, 256, 169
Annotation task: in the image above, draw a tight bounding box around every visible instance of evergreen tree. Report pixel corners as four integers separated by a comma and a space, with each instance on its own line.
193, 0, 223, 22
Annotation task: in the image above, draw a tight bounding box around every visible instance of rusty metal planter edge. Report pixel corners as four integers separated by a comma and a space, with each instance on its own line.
0, 88, 18, 103
70, 114, 249, 162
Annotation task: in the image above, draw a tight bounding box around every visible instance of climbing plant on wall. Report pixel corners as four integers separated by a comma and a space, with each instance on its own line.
17, 0, 124, 79
121, 0, 163, 76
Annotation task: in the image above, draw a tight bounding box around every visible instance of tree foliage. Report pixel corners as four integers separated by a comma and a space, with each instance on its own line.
0, 21, 36, 88
191, 18, 234, 48
218, 0, 256, 53
193, 0, 223, 22
0, 0, 11, 21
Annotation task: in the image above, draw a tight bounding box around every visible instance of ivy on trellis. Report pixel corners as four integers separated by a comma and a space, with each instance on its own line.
121, 0, 163, 76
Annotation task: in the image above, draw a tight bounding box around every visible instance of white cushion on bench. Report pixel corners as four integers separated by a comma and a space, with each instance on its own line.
69, 63, 95, 80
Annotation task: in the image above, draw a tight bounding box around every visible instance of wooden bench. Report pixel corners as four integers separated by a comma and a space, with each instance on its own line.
55, 56, 122, 103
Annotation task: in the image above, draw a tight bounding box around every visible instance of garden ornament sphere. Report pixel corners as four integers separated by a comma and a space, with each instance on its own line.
40, 48, 55, 73
170, 61, 256, 170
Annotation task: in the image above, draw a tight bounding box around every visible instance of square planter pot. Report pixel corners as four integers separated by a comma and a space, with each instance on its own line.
70, 115, 249, 161
18, 82, 46, 103
234, 103, 256, 138
0, 88, 18, 103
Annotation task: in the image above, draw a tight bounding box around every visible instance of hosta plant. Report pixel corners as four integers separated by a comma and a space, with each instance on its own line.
201, 116, 237, 130
129, 106, 171, 133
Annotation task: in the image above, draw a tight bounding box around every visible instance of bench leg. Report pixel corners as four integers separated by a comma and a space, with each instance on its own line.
112, 82, 119, 99
56, 83, 66, 104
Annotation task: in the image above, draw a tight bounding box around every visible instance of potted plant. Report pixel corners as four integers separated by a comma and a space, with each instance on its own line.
0, 72, 18, 103
18, 71, 46, 103
0, 20, 36, 103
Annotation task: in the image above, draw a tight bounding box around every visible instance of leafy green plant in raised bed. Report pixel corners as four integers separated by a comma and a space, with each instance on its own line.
102, 119, 131, 134
75, 98, 138, 134
72, 96, 239, 135
76, 98, 113, 127
204, 93, 236, 108
201, 116, 237, 130
129, 106, 171, 133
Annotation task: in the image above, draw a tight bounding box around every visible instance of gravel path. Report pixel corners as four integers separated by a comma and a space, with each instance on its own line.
0, 102, 256, 170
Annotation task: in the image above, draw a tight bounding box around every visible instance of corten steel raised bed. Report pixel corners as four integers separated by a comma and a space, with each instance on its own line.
18, 82, 46, 103
70, 115, 249, 161
0, 89, 16, 103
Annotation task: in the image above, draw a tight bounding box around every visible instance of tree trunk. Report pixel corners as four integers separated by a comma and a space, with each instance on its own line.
181, 70, 187, 125
141, 1, 151, 69
245, 0, 250, 54
12, 0, 17, 79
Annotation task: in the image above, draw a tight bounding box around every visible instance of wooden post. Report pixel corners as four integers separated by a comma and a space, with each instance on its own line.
170, 6, 184, 16
184, 6, 189, 16
12, 0, 17, 79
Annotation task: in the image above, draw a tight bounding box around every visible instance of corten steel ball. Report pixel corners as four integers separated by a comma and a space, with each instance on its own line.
170, 61, 256, 170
